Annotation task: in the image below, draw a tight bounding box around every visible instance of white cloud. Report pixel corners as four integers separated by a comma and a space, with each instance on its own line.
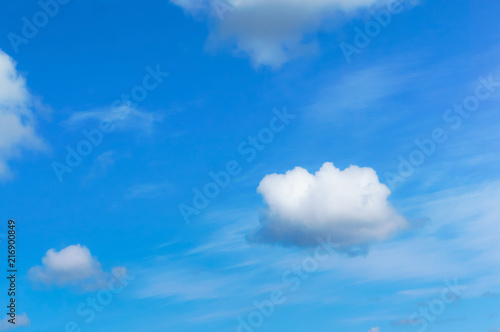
368, 328, 380, 332
0, 313, 30, 330
126, 181, 174, 199
84, 151, 116, 180
29, 245, 123, 291
0, 50, 46, 179
250, 162, 407, 247
171, 0, 413, 67
62, 104, 162, 135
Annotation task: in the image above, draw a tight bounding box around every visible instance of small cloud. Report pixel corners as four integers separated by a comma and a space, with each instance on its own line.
93, 151, 115, 170
29, 245, 124, 291
391, 318, 422, 326
249, 162, 407, 248
85, 151, 116, 180
126, 182, 174, 199
0, 313, 30, 330
0, 49, 47, 179
483, 291, 500, 298
397, 286, 441, 298
62, 104, 162, 135
368, 328, 380, 332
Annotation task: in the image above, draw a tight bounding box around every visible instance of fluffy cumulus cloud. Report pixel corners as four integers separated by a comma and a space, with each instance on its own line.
29, 245, 124, 291
0, 313, 30, 330
170, 0, 412, 67
0, 50, 46, 178
250, 162, 407, 248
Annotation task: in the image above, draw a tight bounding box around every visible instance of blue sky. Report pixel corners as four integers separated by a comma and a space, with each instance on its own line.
0, 0, 499, 331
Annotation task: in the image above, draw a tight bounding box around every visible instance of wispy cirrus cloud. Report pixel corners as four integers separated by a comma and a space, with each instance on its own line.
61, 104, 163, 135
310, 65, 415, 117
